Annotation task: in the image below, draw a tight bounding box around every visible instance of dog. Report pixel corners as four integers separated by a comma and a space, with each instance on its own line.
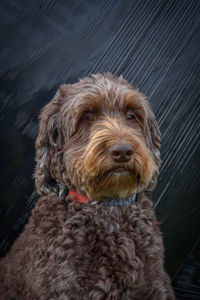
0, 73, 175, 299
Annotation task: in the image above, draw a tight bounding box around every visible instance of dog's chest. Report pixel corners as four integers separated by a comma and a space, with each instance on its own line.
54, 205, 154, 281
33, 201, 157, 296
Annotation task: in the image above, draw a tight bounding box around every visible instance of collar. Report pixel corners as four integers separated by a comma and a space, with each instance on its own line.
56, 183, 137, 206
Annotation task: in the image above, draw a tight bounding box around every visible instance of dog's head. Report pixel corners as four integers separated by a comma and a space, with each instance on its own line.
34, 73, 161, 200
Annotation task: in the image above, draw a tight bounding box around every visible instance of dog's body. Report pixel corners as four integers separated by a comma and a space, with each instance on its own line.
0, 74, 174, 299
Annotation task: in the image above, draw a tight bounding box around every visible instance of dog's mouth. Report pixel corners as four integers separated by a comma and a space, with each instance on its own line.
105, 166, 141, 182
112, 167, 129, 173
104, 165, 138, 178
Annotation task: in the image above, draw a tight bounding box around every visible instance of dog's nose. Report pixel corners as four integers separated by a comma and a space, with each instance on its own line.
109, 143, 133, 162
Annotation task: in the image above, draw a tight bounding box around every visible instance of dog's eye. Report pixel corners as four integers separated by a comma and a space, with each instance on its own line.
126, 111, 145, 129
127, 113, 136, 120
84, 113, 94, 121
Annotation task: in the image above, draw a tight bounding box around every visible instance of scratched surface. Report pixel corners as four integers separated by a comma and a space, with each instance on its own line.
0, 0, 200, 292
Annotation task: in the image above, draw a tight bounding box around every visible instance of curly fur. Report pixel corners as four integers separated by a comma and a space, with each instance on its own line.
0, 73, 174, 299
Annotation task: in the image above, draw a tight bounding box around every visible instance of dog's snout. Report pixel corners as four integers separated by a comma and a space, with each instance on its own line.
109, 143, 133, 162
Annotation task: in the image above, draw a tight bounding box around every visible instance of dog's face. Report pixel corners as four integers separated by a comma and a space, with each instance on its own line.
35, 73, 161, 200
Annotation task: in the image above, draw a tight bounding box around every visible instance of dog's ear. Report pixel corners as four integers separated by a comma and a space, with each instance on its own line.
145, 105, 161, 192
34, 85, 68, 195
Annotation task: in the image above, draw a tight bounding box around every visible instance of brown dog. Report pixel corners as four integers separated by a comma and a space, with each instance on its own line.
0, 73, 174, 299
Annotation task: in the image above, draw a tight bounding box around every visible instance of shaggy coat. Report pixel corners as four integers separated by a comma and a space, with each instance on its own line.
0, 73, 175, 299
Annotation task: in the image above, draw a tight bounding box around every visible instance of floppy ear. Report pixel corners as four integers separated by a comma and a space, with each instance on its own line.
145, 106, 161, 192
34, 85, 68, 195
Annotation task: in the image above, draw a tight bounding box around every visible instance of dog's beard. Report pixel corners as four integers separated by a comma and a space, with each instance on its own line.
80, 155, 149, 201
90, 168, 138, 200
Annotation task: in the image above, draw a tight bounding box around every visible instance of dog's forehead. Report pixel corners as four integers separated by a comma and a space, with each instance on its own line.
69, 79, 142, 115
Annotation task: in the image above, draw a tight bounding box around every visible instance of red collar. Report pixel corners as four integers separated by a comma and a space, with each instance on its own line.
57, 183, 138, 206
68, 190, 90, 204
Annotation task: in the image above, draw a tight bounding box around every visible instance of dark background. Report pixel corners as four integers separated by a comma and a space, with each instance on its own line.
0, 1, 200, 299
